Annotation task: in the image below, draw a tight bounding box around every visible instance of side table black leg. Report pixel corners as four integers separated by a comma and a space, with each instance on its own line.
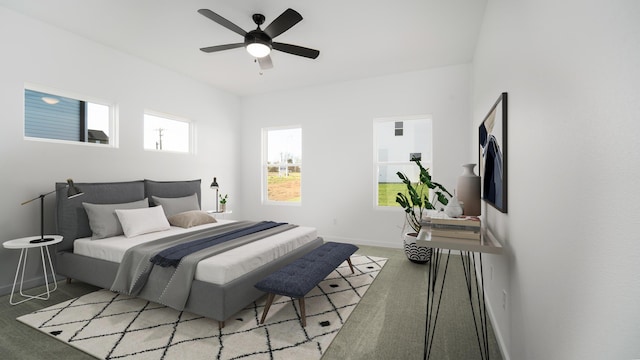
424, 248, 452, 360
460, 251, 490, 360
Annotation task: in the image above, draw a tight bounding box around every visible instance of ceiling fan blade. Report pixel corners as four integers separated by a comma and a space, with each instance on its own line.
263, 8, 303, 39
200, 43, 245, 53
257, 55, 274, 70
272, 42, 320, 59
198, 9, 247, 37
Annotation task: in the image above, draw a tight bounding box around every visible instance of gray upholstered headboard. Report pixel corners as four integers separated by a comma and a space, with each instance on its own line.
144, 179, 202, 207
55, 179, 202, 252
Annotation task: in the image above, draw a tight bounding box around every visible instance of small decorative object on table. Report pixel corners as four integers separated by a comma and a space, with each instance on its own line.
444, 194, 463, 218
219, 194, 228, 212
395, 159, 452, 263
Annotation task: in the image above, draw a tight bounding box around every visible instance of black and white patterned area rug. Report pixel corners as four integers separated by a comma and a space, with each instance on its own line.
17, 255, 386, 360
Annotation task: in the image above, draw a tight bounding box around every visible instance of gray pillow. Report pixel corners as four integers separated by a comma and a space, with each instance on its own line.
82, 198, 149, 239
151, 193, 200, 218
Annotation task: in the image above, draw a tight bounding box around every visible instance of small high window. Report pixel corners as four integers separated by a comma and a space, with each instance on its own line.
143, 112, 191, 153
24, 86, 114, 146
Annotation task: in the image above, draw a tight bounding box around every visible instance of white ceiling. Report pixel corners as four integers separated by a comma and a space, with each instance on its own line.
0, 0, 487, 96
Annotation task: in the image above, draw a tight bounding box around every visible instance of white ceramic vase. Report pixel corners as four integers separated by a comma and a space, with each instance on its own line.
456, 163, 481, 216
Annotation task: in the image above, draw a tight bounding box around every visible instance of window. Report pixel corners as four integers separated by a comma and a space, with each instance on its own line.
24, 87, 114, 145
143, 112, 191, 153
374, 116, 432, 207
395, 121, 404, 136
262, 126, 302, 203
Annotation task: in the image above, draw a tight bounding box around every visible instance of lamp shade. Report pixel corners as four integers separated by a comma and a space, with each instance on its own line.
66, 179, 83, 198
210, 177, 219, 189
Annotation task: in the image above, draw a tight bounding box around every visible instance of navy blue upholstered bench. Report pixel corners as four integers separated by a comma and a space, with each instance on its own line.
254, 241, 359, 326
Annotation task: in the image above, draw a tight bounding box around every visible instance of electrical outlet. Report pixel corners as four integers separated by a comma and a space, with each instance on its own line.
502, 290, 507, 310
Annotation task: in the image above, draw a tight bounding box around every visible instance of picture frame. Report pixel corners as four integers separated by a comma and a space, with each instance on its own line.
479, 92, 508, 213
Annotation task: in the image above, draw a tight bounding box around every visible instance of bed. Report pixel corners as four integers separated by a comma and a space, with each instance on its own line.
54, 179, 323, 327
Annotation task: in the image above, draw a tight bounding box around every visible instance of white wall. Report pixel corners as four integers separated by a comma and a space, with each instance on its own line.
0, 7, 241, 293
239, 64, 472, 248
473, 1, 640, 359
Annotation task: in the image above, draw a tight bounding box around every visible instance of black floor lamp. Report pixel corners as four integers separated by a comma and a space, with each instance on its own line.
21, 179, 83, 243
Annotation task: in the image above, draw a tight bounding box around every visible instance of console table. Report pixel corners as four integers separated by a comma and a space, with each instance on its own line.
416, 228, 502, 360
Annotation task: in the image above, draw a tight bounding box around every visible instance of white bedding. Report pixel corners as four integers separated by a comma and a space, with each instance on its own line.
73, 219, 318, 285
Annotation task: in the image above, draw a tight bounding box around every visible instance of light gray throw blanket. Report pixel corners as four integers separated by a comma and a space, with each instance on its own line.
110, 221, 297, 310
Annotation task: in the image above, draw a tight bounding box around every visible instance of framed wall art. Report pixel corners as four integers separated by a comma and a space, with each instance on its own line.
479, 92, 508, 213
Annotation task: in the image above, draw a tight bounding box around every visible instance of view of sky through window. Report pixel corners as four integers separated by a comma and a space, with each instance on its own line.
143, 113, 190, 152
267, 128, 301, 164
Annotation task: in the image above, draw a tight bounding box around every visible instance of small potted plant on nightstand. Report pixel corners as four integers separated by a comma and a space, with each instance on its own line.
396, 159, 452, 263
219, 194, 228, 212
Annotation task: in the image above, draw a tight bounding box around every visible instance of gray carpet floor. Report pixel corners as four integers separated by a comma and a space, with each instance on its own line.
0, 245, 502, 360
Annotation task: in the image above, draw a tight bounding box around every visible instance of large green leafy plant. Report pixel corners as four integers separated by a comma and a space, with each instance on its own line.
395, 160, 452, 234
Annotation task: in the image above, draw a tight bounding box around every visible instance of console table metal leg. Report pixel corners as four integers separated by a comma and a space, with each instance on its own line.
423, 248, 452, 360
460, 251, 490, 360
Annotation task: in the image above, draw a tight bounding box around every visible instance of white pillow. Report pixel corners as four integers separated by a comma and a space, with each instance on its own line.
115, 205, 170, 238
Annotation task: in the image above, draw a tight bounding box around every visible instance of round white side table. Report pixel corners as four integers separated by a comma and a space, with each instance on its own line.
206, 210, 233, 219
2, 235, 62, 305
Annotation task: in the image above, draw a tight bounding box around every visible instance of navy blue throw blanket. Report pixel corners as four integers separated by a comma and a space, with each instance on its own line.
150, 221, 286, 268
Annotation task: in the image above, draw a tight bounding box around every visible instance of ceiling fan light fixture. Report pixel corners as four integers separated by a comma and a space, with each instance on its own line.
199, 8, 320, 68
245, 29, 272, 58
246, 42, 271, 58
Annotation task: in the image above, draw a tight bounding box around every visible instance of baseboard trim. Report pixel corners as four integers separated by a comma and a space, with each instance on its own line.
318, 234, 400, 249
480, 271, 511, 360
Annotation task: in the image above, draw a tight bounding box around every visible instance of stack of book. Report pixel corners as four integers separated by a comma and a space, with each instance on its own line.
422, 215, 481, 241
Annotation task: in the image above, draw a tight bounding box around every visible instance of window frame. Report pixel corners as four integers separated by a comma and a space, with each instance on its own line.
261, 125, 302, 205
23, 83, 117, 147
143, 110, 193, 154
373, 115, 433, 210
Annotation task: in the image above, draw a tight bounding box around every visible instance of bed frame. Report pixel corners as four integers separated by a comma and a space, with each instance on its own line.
54, 179, 323, 326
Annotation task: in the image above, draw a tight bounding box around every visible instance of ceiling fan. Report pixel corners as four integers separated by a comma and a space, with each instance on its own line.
198, 8, 320, 70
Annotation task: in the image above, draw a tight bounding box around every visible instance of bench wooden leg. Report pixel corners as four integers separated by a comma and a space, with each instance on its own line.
218, 321, 225, 329
299, 297, 306, 327
260, 293, 276, 324
347, 258, 355, 274
66, 278, 72, 284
